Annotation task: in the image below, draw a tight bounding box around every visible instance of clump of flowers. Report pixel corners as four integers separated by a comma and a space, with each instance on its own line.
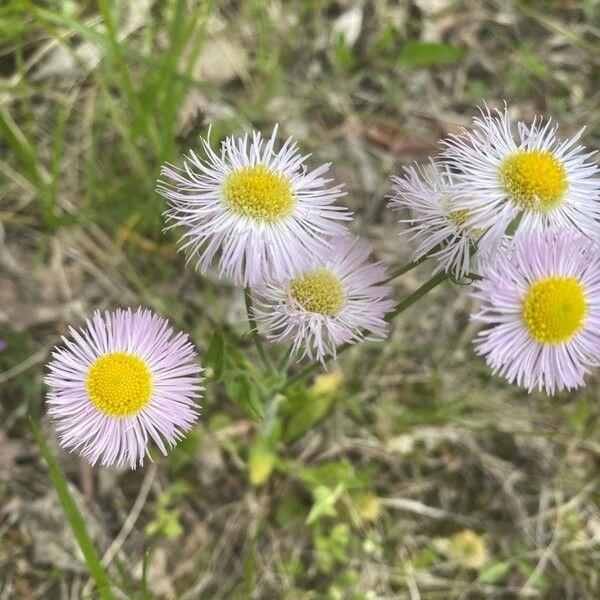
43, 108, 600, 475
391, 103, 600, 393
157, 125, 351, 286
253, 236, 394, 363
440, 104, 599, 254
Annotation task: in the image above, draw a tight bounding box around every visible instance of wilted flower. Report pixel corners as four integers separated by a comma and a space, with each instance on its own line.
390, 160, 483, 278
472, 232, 600, 394
157, 125, 351, 286
253, 236, 394, 363
45, 308, 204, 468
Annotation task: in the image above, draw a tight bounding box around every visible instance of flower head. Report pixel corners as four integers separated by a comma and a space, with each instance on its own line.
45, 308, 204, 468
390, 161, 482, 278
441, 104, 600, 254
472, 232, 600, 394
253, 236, 394, 363
157, 125, 351, 286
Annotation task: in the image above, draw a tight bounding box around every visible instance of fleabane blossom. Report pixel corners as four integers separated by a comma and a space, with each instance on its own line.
45, 308, 204, 469
253, 236, 394, 363
472, 232, 600, 395
441, 104, 600, 254
390, 161, 484, 278
157, 125, 351, 286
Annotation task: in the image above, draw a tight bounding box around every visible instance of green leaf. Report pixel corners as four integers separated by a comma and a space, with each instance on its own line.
146, 482, 190, 540
30, 419, 115, 600
248, 440, 276, 486
276, 491, 307, 526
204, 329, 226, 380
568, 397, 591, 430
224, 374, 264, 421
516, 560, 550, 590
298, 461, 369, 491
243, 541, 257, 594
333, 34, 357, 70
478, 560, 512, 585
306, 484, 344, 525
168, 429, 202, 472
282, 371, 343, 443
397, 41, 465, 68
314, 522, 350, 572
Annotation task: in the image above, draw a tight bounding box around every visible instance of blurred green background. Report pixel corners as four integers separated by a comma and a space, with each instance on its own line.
1, 1, 599, 598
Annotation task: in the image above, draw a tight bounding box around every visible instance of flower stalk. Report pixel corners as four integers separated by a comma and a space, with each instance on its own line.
282, 269, 450, 389
244, 286, 274, 373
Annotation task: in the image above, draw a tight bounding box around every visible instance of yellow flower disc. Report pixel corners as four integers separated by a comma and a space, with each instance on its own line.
86, 352, 152, 416
522, 276, 586, 344
223, 165, 295, 221
290, 268, 345, 316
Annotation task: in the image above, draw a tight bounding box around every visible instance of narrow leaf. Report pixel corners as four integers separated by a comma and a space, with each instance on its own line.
204, 329, 226, 380
398, 41, 465, 67
30, 419, 114, 600
224, 374, 264, 421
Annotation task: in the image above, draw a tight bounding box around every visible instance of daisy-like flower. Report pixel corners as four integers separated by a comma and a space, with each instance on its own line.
390, 160, 483, 278
45, 308, 204, 469
441, 104, 600, 254
253, 236, 394, 363
472, 232, 600, 395
157, 125, 351, 286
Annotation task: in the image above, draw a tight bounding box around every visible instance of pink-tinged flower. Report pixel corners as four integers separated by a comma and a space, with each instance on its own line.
441, 104, 600, 256
157, 125, 351, 286
390, 161, 482, 278
253, 236, 395, 363
472, 232, 600, 395
45, 308, 204, 469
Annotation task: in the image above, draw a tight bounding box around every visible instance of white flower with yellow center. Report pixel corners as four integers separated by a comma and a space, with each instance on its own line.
45, 308, 204, 469
253, 236, 394, 363
472, 232, 600, 395
390, 161, 484, 278
157, 125, 351, 286
441, 105, 600, 254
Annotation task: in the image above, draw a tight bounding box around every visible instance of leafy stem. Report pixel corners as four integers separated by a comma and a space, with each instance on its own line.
282, 270, 450, 390
30, 418, 115, 600
381, 246, 441, 284
244, 286, 273, 373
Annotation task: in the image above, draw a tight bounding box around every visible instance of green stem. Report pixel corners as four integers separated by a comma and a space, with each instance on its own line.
30, 419, 114, 600
283, 270, 450, 389
277, 346, 293, 373
381, 252, 432, 284
244, 286, 273, 372
385, 269, 449, 322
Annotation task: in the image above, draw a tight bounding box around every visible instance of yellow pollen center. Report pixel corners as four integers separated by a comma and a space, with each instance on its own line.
86, 352, 152, 416
223, 165, 295, 221
500, 150, 568, 211
522, 277, 586, 344
443, 196, 485, 240
289, 268, 345, 316
448, 208, 470, 228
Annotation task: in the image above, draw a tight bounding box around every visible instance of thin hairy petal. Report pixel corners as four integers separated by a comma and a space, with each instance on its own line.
157, 125, 351, 286
45, 308, 204, 469
472, 232, 600, 395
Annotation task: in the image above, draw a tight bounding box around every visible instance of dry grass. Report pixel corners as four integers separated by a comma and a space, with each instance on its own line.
1, 1, 599, 598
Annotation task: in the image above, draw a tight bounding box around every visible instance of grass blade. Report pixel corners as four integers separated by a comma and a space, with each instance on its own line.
29, 418, 115, 600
